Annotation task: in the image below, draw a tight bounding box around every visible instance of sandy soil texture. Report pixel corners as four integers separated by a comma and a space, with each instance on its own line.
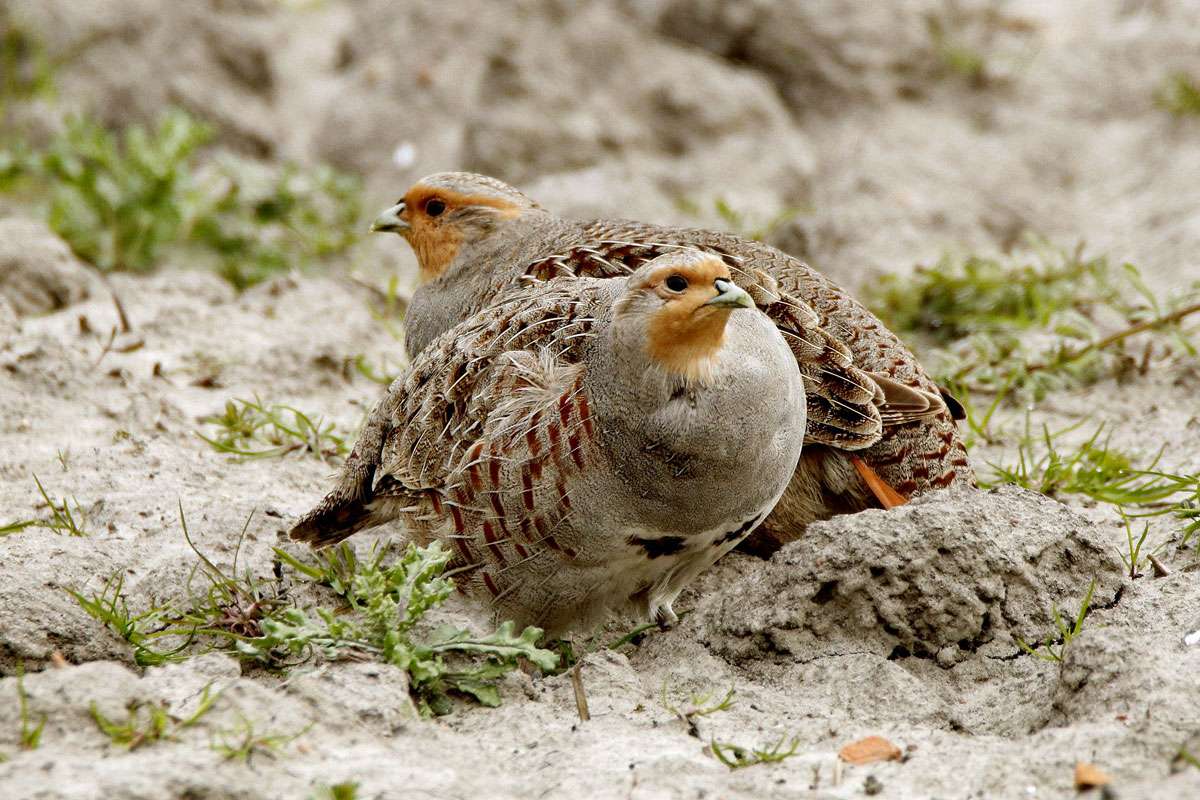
2, 1, 1199, 798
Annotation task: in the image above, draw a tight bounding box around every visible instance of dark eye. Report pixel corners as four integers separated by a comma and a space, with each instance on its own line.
665, 274, 689, 292
425, 199, 446, 217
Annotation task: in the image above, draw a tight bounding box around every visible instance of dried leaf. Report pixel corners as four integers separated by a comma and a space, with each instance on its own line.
1074, 762, 1111, 789
839, 735, 902, 765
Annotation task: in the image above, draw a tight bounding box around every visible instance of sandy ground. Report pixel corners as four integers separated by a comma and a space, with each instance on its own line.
2, 1, 1199, 798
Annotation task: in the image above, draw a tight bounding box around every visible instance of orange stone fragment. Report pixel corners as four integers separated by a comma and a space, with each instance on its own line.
1074, 762, 1111, 790
839, 736, 902, 765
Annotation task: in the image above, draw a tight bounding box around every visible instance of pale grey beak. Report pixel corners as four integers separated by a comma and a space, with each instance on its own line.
370, 202, 409, 234
705, 278, 754, 309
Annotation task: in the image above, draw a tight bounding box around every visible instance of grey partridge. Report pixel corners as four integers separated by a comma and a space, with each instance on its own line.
292, 251, 808, 634
368, 172, 975, 552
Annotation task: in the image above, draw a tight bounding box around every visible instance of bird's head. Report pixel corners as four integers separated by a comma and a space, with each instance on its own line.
371, 172, 539, 283
616, 250, 755, 383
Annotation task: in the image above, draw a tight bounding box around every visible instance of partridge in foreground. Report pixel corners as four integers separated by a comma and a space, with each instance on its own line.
368, 172, 975, 551
291, 252, 807, 634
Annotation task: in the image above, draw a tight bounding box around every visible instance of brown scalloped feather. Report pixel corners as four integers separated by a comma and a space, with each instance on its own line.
291, 282, 605, 602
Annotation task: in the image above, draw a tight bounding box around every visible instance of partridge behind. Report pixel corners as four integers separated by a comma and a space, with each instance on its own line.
292, 252, 806, 634
370, 172, 975, 550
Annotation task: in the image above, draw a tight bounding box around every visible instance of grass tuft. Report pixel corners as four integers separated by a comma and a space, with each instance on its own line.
15, 666, 46, 751
675, 195, 805, 243
985, 418, 1200, 566
210, 715, 310, 763
90, 683, 218, 750
925, 13, 988, 88
198, 397, 349, 462
312, 783, 360, 800
4, 475, 91, 537
67, 573, 193, 667
709, 734, 801, 770
71, 507, 556, 716
1156, 73, 1200, 117
1015, 578, 1097, 662
868, 242, 1200, 403
0, 12, 56, 115
0, 108, 363, 288
250, 542, 559, 716
42, 111, 212, 273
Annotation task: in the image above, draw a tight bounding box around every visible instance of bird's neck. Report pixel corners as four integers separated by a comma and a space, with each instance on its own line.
643, 307, 732, 385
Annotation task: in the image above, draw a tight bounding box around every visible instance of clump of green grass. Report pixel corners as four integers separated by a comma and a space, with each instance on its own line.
1174, 746, 1200, 772
709, 734, 802, 770
674, 196, 806, 243
70, 505, 556, 716
1117, 515, 1158, 580
661, 683, 736, 739
0, 108, 363, 288
1156, 73, 1200, 117
0, 12, 55, 114
869, 242, 1200, 401
984, 418, 1200, 568
312, 783, 360, 800
869, 246, 1112, 344
67, 574, 193, 667
261, 542, 558, 716
39, 111, 212, 273
14, 666, 46, 752
210, 715, 309, 763
90, 684, 218, 750
1015, 578, 1097, 662
660, 683, 799, 768
3, 475, 91, 537
198, 397, 348, 462
190, 159, 362, 290
985, 420, 1190, 505
925, 14, 988, 88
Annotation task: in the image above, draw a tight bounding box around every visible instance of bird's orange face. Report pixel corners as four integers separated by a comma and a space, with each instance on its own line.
636, 256, 755, 382
372, 184, 526, 283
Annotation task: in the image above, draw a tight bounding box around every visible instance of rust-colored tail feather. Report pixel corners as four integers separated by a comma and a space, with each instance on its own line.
849, 455, 909, 510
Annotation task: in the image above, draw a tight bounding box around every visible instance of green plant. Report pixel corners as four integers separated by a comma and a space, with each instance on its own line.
713, 197, 805, 242
312, 784, 360, 800
173, 505, 288, 643
41, 110, 212, 272
984, 420, 1189, 505
925, 14, 988, 87
985, 419, 1200, 561
0, 107, 364, 289
198, 397, 348, 462
661, 683, 736, 739
190, 159, 362, 290
210, 715, 310, 763
0, 519, 38, 536
90, 684, 218, 750
70, 505, 555, 715
709, 734, 801, 770
1156, 73, 1200, 117
243, 542, 558, 716
1118, 514, 1157, 580
0, 13, 55, 113
868, 243, 1200, 402
4, 475, 93, 537
15, 666, 46, 751
1015, 578, 1097, 662
868, 246, 1111, 344
675, 195, 805, 243
350, 353, 404, 386
1175, 746, 1200, 771
67, 574, 192, 667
